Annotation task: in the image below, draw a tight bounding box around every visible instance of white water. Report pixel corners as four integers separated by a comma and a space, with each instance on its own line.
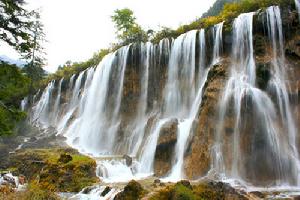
29, 5, 300, 192
68, 185, 120, 200
31, 80, 55, 127
266, 6, 300, 185
51, 78, 63, 125
138, 118, 170, 174
127, 42, 153, 156
166, 29, 211, 180
20, 97, 28, 111
213, 8, 299, 187
212, 22, 224, 65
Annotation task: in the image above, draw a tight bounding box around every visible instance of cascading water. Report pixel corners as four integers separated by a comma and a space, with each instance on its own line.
127, 42, 153, 156
56, 71, 87, 135
30, 27, 218, 182
51, 78, 63, 125
213, 8, 299, 186
166, 29, 211, 181
138, 30, 201, 177
212, 22, 224, 65
266, 6, 300, 185
64, 46, 130, 155
28, 3, 300, 192
20, 97, 28, 111
31, 80, 55, 127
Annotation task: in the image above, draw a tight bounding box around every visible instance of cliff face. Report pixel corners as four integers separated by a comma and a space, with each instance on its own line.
27, 5, 300, 186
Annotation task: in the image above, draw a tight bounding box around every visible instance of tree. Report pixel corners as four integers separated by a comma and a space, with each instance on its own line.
22, 11, 46, 91
0, 0, 46, 136
0, 0, 36, 55
111, 8, 148, 45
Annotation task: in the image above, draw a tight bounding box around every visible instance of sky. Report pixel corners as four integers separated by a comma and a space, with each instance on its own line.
0, 0, 216, 72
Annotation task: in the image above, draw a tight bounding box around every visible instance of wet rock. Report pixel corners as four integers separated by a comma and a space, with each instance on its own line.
294, 195, 300, 200
256, 62, 271, 91
28, 137, 37, 142
250, 191, 265, 198
82, 185, 97, 194
184, 61, 228, 179
154, 179, 161, 184
154, 119, 178, 176
123, 155, 133, 166
254, 34, 266, 56
101, 186, 111, 196
114, 180, 145, 200
286, 35, 300, 59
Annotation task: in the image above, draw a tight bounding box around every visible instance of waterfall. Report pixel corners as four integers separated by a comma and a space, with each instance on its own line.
214, 9, 299, 186
163, 30, 197, 117
31, 80, 55, 127
266, 6, 300, 185
64, 46, 130, 155
29, 3, 300, 186
20, 97, 28, 111
69, 71, 85, 110
138, 118, 170, 174
166, 29, 210, 180
51, 78, 64, 125
56, 72, 86, 135
212, 22, 224, 64
128, 42, 153, 156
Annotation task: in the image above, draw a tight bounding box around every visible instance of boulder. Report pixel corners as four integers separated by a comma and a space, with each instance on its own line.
123, 155, 133, 166
101, 186, 111, 197
114, 180, 145, 200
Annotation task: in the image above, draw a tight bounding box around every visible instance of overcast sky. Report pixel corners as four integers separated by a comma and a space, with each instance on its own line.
1, 0, 216, 72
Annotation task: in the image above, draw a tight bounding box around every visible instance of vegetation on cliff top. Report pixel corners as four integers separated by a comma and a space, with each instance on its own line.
152, 0, 294, 43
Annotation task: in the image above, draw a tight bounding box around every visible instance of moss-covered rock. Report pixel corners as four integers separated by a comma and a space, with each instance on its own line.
8, 148, 98, 192
0, 182, 60, 200
149, 180, 247, 200
114, 180, 146, 200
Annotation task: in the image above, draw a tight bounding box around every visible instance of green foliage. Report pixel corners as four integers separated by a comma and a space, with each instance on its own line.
151, 26, 179, 44
111, 8, 148, 45
111, 8, 136, 33
152, 0, 294, 41
0, 106, 26, 135
0, 62, 29, 136
202, 0, 239, 18
0, 0, 45, 58
23, 182, 60, 200
0, 62, 30, 106
45, 48, 110, 83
